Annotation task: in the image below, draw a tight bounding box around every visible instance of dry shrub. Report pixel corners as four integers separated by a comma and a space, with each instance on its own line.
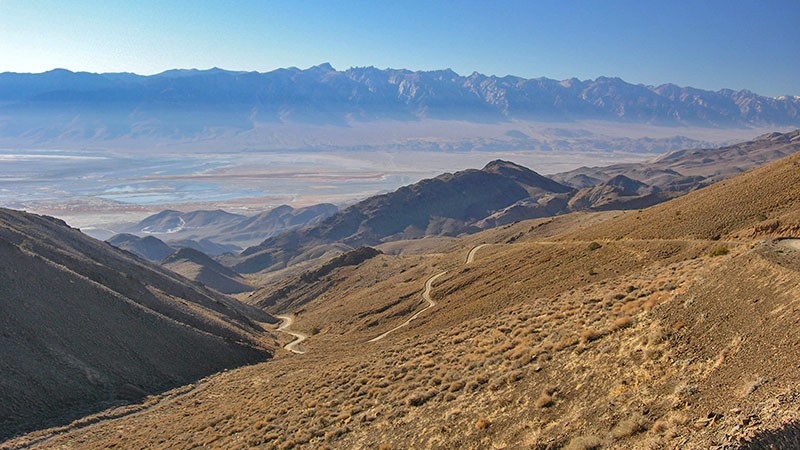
580, 328, 607, 343
621, 301, 641, 314
611, 413, 647, 439
554, 336, 578, 351
406, 390, 434, 407
475, 418, 492, 430
447, 380, 466, 392
564, 435, 603, 450
650, 420, 669, 435
535, 389, 555, 409
610, 316, 633, 331
740, 377, 769, 397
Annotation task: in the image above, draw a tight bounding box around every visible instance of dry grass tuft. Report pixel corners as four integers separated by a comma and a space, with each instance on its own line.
475, 418, 492, 430
535, 394, 554, 408
610, 315, 633, 331
611, 413, 647, 439
580, 328, 607, 343
564, 435, 603, 450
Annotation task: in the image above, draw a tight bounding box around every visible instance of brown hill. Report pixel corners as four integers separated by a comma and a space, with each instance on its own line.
161, 247, 253, 294
106, 233, 175, 261
249, 247, 382, 314
0, 208, 275, 440
6, 147, 800, 449
232, 131, 800, 276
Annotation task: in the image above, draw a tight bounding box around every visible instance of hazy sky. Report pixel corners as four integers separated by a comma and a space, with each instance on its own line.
2, 0, 798, 96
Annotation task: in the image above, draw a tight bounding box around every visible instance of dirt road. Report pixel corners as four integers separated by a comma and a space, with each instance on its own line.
368, 271, 448, 342
465, 243, 489, 264
275, 315, 308, 354
369, 244, 490, 343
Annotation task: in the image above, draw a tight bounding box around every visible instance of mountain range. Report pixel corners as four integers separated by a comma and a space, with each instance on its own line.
1, 65, 799, 148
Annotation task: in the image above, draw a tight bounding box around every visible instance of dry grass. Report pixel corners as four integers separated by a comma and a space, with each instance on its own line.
475, 418, 492, 430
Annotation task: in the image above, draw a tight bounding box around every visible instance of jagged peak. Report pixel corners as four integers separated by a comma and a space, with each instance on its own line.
308, 62, 336, 72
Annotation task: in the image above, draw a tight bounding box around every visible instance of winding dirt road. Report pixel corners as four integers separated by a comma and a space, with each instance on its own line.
368, 244, 490, 343
275, 244, 491, 349
466, 243, 489, 264
368, 271, 448, 342
275, 315, 308, 354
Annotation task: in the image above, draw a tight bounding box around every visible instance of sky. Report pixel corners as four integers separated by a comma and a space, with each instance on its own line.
1, 0, 799, 96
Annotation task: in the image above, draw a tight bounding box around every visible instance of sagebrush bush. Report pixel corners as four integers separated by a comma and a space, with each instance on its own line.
709, 245, 729, 257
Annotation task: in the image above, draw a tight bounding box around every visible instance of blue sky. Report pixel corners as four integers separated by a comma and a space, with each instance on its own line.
1, 0, 798, 96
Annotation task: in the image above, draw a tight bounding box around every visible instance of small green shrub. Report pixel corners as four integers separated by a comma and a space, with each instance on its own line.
709, 246, 729, 257
587, 242, 602, 251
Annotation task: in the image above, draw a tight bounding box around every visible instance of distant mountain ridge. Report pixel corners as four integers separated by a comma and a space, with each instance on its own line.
230, 160, 574, 273
122, 204, 338, 249
229, 130, 800, 274
1, 65, 798, 145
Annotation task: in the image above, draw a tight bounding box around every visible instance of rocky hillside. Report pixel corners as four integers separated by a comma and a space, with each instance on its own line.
249, 246, 382, 313
231, 131, 800, 275
0, 208, 275, 439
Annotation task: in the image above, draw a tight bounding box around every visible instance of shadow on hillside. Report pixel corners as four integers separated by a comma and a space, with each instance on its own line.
738, 420, 800, 449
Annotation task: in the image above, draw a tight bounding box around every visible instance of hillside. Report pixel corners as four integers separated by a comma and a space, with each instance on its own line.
9, 150, 800, 448
232, 160, 573, 273
161, 247, 253, 294
0, 208, 276, 440
249, 246, 382, 313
